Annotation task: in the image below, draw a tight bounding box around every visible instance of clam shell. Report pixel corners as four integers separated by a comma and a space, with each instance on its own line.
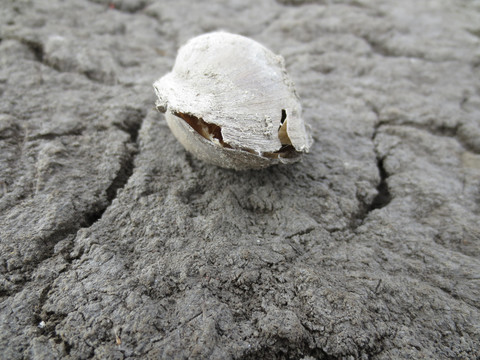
153, 31, 312, 170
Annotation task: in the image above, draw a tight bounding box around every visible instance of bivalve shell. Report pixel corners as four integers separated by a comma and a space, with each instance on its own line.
153, 31, 312, 170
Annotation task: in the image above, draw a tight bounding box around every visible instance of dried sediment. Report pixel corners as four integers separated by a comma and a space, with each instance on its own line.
0, 0, 479, 359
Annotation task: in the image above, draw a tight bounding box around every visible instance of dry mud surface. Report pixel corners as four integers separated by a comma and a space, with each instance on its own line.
1, 0, 480, 359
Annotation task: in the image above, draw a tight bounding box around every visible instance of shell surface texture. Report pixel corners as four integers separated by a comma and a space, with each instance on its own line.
153, 31, 312, 170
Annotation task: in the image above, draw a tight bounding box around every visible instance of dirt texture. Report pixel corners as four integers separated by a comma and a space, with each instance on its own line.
1, 0, 480, 359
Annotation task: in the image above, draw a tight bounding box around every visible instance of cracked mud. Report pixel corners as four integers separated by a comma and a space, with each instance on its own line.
1, 0, 480, 359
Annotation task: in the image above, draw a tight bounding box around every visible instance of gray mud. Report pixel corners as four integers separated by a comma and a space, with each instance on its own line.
1, 0, 479, 359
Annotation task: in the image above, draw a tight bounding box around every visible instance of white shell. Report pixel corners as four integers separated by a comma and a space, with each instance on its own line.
153, 31, 312, 170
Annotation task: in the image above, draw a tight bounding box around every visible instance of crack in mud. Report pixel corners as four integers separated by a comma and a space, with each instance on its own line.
350, 108, 393, 228
0, 114, 144, 302
376, 120, 479, 155
16, 114, 146, 352
368, 157, 392, 211
28, 128, 86, 141
21, 38, 45, 62
8, 36, 115, 85
87, 0, 149, 14
85, 144, 137, 225
368, 122, 393, 212
85, 117, 143, 225
356, 99, 478, 228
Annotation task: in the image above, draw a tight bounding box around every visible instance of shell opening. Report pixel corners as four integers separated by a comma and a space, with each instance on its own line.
173, 112, 230, 147
264, 109, 298, 159
173, 110, 299, 159
280, 109, 287, 125
278, 109, 292, 146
